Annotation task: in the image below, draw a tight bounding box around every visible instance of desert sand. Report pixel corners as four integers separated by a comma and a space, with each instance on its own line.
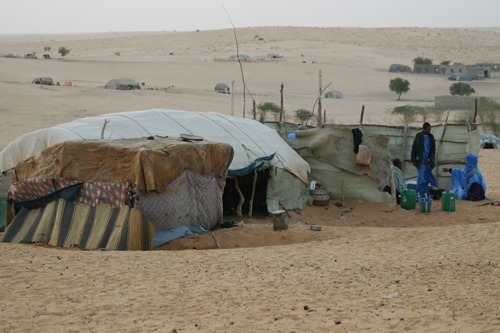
0, 27, 499, 332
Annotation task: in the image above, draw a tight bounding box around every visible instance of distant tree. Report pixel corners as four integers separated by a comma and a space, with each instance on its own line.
58, 47, 70, 59
413, 57, 433, 65
44, 46, 51, 52
294, 108, 314, 126
440, 60, 451, 66
389, 77, 410, 101
450, 82, 475, 96
257, 102, 280, 123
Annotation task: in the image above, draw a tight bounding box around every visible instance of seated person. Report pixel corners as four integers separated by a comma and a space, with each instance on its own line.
380, 158, 407, 204
442, 153, 487, 201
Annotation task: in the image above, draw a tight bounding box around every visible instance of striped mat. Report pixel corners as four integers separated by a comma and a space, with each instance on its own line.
0, 199, 155, 250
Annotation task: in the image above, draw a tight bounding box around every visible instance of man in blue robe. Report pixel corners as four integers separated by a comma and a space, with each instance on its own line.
411, 122, 437, 196
442, 153, 487, 201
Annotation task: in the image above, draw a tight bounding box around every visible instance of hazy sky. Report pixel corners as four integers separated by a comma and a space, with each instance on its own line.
1, 0, 499, 34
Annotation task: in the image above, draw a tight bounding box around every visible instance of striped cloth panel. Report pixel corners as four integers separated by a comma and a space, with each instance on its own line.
0, 199, 155, 250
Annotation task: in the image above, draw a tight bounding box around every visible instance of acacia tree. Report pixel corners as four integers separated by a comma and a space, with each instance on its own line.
389, 77, 410, 101
257, 102, 280, 123
294, 108, 314, 126
58, 47, 70, 59
413, 57, 433, 65
450, 82, 475, 96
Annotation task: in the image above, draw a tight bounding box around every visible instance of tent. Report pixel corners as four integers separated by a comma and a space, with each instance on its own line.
389, 64, 412, 73
105, 78, 141, 90
214, 83, 230, 94
324, 90, 343, 99
0, 109, 311, 214
1, 137, 233, 250
284, 123, 480, 204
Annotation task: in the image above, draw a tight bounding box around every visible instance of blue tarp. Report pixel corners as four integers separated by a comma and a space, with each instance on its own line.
153, 225, 208, 248
227, 153, 276, 177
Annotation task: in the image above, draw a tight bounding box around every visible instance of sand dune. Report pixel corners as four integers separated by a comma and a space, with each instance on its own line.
0, 27, 499, 332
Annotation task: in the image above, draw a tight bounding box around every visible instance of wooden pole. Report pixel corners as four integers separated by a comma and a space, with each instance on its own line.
317, 70, 323, 128
435, 111, 450, 180
248, 170, 257, 218
400, 124, 408, 163
390, 162, 397, 205
279, 83, 284, 130
101, 119, 110, 139
252, 100, 256, 120
359, 105, 365, 127
234, 177, 245, 217
473, 98, 478, 130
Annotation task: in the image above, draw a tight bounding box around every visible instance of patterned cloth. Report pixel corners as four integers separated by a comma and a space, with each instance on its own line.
9, 177, 128, 208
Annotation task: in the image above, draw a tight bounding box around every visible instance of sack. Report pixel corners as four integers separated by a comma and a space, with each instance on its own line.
355, 144, 372, 169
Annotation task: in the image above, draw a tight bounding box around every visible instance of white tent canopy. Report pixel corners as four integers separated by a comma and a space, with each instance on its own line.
0, 109, 310, 184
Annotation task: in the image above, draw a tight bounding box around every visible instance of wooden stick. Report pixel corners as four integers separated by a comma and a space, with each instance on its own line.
101, 119, 110, 139
234, 177, 244, 217
211, 232, 222, 249
473, 98, 478, 130
359, 105, 365, 127
390, 162, 397, 204
279, 83, 284, 130
435, 111, 450, 179
400, 125, 408, 163
317, 69, 323, 128
248, 170, 257, 218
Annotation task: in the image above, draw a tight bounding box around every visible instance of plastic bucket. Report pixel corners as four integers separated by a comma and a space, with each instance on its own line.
441, 191, 456, 212
401, 189, 416, 210
0, 198, 7, 230
419, 196, 432, 213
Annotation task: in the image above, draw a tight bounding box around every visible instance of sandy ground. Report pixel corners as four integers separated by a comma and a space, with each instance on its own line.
0, 27, 499, 332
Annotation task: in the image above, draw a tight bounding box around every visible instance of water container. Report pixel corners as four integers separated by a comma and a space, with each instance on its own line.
441, 191, 456, 212
401, 189, 416, 210
419, 196, 432, 213
312, 187, 330, 206
0, 198, 7, 230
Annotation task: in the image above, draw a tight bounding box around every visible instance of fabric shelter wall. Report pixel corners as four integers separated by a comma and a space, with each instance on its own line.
1, 199, 155, 250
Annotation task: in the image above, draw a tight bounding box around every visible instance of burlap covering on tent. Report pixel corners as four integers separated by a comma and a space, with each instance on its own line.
13, 137, 234, 193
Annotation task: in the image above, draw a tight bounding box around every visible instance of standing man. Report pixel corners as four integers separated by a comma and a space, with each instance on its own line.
411, 122, 437, 196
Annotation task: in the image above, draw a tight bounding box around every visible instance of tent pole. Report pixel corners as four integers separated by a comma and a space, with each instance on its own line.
400, 124, 408, 163
390, 162, 397, 205
435, 111, 450, 182
235, 177, 245, 217
317, 69, 323, 128
248, 170, 257, 218
101, 119, 110, 139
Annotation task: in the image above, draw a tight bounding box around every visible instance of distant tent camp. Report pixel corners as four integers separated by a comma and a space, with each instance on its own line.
229, 54, 252, 61
105, 78, 141, 90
